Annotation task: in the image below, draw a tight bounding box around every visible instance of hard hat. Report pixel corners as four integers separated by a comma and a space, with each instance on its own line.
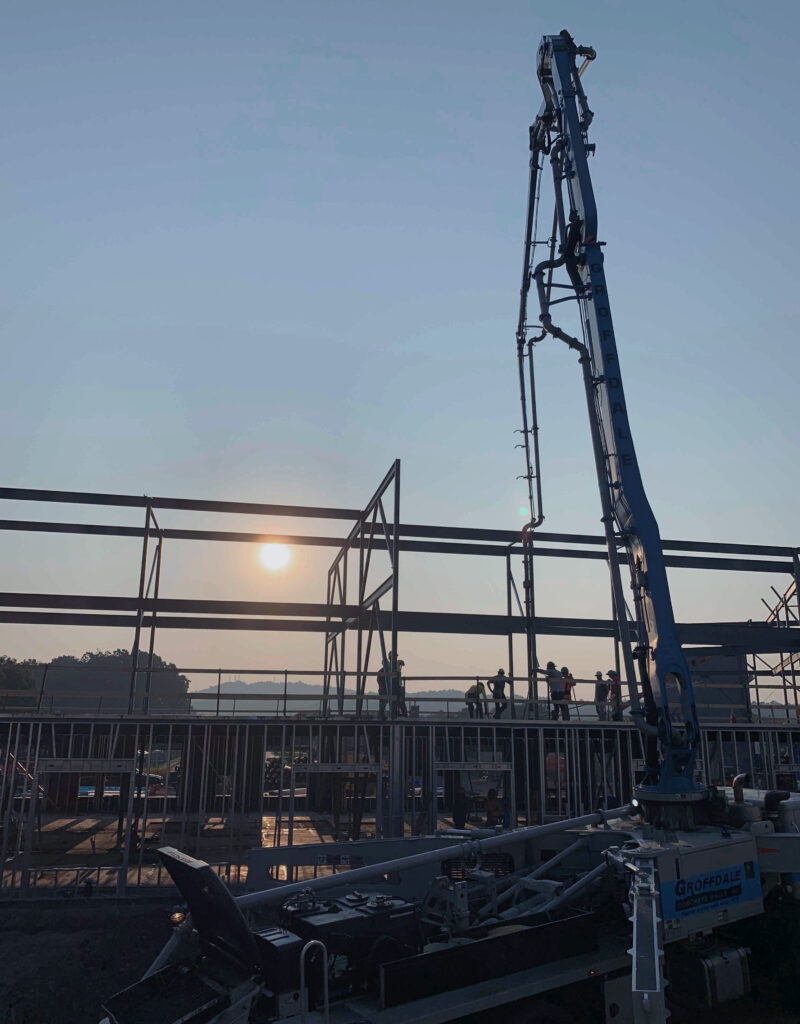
497, 668, 505, 675
595, 670, 603, 678
560, 666, 569, 674
608, 669, 619, 677
546, 661, 556, 670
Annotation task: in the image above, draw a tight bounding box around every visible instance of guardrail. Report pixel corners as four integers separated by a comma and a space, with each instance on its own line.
3, 860, 244, 899
1, 685, 769, 725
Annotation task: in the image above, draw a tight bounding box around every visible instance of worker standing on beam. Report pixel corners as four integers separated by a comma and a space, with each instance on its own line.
392, 656, 407, 717
546, 661, 568, 721
377, 652, 391, 720
465, 680, 488, 719
607, 669, 622, 721
488, 668, 508, 719
594, 670, 609, 720
560, 666, 574, 721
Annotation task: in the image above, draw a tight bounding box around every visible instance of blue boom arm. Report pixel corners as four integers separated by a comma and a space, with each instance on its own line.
526, 32, 702, 797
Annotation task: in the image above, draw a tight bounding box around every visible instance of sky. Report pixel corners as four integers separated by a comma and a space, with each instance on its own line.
1, 0, 798, 696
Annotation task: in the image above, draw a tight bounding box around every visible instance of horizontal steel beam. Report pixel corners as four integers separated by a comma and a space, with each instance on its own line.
0, 486, 794, 556
399, 523, 797, 558
0, 487, 361, 521
0, 602, 796, 652
0, 519, 792, 572
0, 592, 361, 618
0, 611, 328, 632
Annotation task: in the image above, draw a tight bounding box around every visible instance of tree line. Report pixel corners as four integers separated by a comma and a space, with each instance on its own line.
0, 649, 191, 712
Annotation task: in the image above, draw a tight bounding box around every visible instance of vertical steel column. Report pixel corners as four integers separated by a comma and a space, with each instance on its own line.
179, 724, 191, 853
322, 571, 333, 717
506, 550, 516, 718
196, 724, 210, 856
338, 552, 348, 715
137, 723, 155, 885
129, 503, 152, 715
387, 463, 404, 836
287, 725, 297, 848
257, 725, 267, 850
162, 723, 173, 868
229, 725, 240, 871
274, 724, 286, 848
143, 530, 163, 715
118, 724, 139, 896
522, 531, 539, 704
390, 460, 400, 707
355, 518, 366, 717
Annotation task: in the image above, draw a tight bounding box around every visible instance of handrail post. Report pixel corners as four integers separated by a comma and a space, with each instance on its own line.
299, 938, 329, 1023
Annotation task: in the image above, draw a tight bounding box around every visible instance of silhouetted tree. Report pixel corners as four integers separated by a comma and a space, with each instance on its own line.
42, 649, 191, 713
0, 657, 38, 709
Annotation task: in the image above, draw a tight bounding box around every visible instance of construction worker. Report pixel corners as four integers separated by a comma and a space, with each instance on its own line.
393, 657, 407, 716
607, 669, 622, 721
560, 666, 574, 721
546, 661, 567, 721
452, 783, 470, 829
377, 653, 391, 720
485, 788, 503, 827
594, 670, 609, 720
465, 680, 488, 719
488, 668, 508, 719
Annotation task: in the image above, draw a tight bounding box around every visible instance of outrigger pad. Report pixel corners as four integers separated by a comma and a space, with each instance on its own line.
158, 846, 260, 974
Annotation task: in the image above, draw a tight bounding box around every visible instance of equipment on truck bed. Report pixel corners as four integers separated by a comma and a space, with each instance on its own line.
99, 787, 800, 1024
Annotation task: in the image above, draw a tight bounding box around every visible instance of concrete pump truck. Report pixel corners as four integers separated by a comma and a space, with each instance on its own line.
100, 31, 800, 1024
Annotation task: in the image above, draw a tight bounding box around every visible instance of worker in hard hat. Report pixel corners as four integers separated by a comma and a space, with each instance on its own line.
546, 661, 568, 721
465, 680, 488, 719
594, 670, 609, 720
488, 668, 508, 719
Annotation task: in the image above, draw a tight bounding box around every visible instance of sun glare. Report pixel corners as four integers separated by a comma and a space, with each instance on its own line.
260, 543, 290, 570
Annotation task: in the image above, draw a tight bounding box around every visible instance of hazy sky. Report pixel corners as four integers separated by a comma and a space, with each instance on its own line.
2, 1, 798, 695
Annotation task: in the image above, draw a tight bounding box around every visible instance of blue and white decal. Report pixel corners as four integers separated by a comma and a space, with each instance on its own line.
661, 861, 761, 919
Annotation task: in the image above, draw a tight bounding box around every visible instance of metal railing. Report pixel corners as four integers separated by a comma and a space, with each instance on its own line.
5, 859, 242, 899
0, 666, 771, 725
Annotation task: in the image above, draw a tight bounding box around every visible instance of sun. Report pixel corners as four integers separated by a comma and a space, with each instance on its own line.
260, 543, 290, 570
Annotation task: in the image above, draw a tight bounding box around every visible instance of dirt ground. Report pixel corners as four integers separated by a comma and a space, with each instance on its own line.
0, 899, 172, 1024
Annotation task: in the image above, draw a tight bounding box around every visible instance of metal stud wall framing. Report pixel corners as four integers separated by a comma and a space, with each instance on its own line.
2, 715, 799, 898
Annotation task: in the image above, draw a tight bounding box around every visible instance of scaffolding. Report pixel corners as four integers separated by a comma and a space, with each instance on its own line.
749, 571, 800, 722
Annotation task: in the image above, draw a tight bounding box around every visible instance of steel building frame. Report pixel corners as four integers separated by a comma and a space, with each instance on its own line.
0, 470, 799, 896
0, 474, 798, 671
322, 460, 400, 716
